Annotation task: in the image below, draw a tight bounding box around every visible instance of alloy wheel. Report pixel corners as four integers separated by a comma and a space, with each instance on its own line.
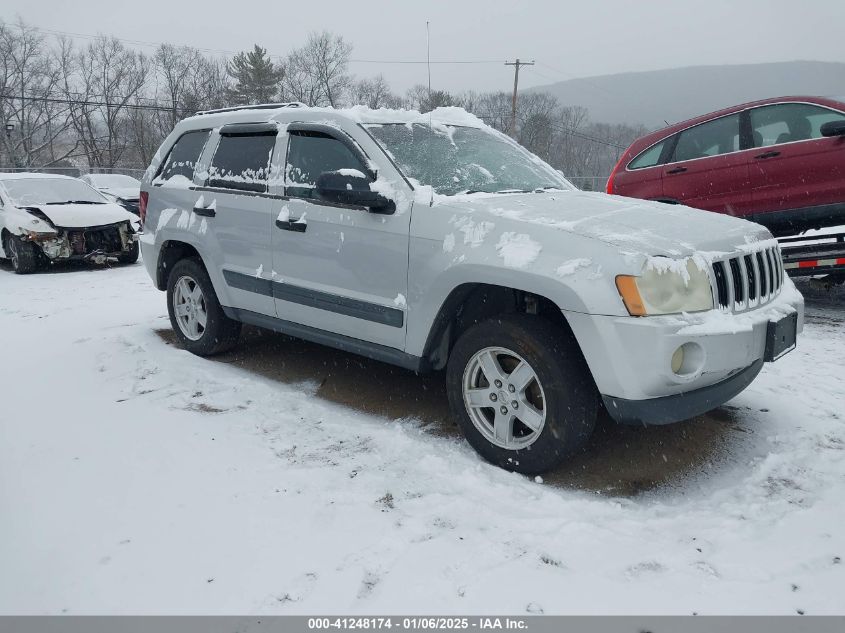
461, 346, 547, 450
172, 275, 208, 341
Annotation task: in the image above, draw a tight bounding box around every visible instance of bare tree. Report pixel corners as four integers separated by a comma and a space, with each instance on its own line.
405, 84, 456, 113
0, 20, 77, 167
61, 36, 149, 168
155, 44, 205, 130
351, 74, 402, 109
282, 32, 352, 107
280, 47, 323, 106
471, 91, 512, 131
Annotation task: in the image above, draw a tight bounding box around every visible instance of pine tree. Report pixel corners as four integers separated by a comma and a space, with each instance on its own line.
226, 45, 284, 104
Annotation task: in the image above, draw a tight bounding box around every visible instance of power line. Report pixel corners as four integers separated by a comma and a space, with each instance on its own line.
0, 92, 180, 113
3, 22, 628, 149
5, 22, 504, 66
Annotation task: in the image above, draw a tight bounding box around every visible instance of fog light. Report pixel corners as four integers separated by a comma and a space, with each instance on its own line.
670, 342, 706, 378
671, 346, 684, 374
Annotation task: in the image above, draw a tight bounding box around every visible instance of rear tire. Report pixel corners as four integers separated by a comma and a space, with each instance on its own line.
6, 234, 41, 274
446, 314, 598, 474
166, 258, 241, 356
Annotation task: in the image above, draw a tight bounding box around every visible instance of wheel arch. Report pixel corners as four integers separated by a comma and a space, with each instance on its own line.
155, 240, 202, 290
418, 281, 582, 371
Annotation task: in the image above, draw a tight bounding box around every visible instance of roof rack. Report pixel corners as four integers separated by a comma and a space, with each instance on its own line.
194, 102, 306, 116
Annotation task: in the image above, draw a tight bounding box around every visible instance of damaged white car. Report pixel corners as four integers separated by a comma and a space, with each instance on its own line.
0, 173, 140, 274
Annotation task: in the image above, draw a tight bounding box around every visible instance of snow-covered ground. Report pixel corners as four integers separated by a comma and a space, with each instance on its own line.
0, 261, 843, 615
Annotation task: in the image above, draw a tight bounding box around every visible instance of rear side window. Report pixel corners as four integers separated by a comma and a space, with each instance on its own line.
158, 130, 210, 183
285, 132, 369, 199
628, 140, 666, 169
207, 134, 276, 193
750, 103, 845, 147
672, 114, 740, 162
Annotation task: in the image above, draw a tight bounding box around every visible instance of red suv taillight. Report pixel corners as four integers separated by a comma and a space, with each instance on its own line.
139, 190, 148, 227
606, 159, 623, 195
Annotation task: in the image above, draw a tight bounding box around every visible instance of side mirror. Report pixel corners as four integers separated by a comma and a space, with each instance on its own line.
315, 170, 395, 214
820, 120, 845, 137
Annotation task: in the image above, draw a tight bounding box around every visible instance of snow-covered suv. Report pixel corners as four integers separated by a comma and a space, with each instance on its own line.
139, 103, 804, 474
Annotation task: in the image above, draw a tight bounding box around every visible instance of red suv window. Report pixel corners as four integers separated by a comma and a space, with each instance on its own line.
628, 140, 666, 169
749, 103, 844, 147
671, 114, 740, 163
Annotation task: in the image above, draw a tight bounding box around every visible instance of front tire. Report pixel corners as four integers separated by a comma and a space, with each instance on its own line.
118, 240, 139, 264
446, 314, 598, 474
166, 258, 241, 356
6, 234, 41, 274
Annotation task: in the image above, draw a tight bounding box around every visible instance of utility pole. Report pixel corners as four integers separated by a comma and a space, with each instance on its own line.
504, 59, 534, 137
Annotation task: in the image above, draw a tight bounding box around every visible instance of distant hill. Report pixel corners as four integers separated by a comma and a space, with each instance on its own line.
526, 61, 845, 130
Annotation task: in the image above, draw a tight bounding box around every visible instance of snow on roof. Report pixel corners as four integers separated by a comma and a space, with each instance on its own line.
333, 105, 487, 128
0, 172, 76, 181
186, 103, 487, 129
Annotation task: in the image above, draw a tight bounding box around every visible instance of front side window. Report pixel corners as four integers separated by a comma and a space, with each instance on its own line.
285, 132, 370, 199
628, 140, 666, 169
158, 130, 210, 183
750, 103, 845, 147
672, 114, 740, 163
366, 123, 570, 196
207, 133, 276, 193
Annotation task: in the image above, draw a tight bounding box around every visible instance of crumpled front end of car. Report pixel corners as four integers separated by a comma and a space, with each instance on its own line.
24, 221, 136, 264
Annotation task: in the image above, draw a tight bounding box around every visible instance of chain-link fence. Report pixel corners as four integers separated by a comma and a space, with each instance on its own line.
0, 166, 146, 178
566, 176, 608, 192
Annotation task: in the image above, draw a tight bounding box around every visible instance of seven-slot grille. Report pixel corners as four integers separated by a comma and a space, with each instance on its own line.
711, 245, 783, 312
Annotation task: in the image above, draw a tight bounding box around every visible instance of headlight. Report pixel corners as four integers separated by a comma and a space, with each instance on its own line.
616, 258, 714, 316
21, 229, 59, 242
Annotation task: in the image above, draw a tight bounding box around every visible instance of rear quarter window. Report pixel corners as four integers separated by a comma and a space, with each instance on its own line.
628, 140, 666, 169
157, 130, 211, 184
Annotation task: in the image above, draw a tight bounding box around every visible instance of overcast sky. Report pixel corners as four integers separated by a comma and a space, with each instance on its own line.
4, 0, 845, 94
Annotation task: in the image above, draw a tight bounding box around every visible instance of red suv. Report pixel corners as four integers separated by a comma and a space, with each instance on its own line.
607, 96, 845, 237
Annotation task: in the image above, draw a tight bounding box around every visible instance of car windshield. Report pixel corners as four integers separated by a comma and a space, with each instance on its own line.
87, 174, 140, 188
365, 123, 572, 196
2, 178, 107, 206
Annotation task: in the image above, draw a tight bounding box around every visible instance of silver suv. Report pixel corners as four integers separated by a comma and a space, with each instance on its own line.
139, 103, 804, 474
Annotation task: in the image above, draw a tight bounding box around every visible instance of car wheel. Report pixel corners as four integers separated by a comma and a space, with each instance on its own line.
118, 240, 139, 264
166, 258, 241, 356
6, 234, 41, 274
446, 314, 598, 474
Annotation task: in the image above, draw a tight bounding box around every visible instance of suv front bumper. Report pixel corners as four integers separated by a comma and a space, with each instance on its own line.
564, 279, 804, 425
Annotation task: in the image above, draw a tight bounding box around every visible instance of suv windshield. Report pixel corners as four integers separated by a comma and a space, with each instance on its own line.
2, 178, 106, 206
365, 123, 571, 196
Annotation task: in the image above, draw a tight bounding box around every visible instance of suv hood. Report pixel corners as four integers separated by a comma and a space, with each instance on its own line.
439, 190, 772, 257
22, 202, 136, 229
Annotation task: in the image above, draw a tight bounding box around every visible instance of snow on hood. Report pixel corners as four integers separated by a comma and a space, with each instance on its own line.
98, 186, 140, 201
439, 190, 772, 257
25, 202, 136, 229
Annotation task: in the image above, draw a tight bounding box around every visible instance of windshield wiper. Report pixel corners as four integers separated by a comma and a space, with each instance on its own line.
44, 200, 105, 205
